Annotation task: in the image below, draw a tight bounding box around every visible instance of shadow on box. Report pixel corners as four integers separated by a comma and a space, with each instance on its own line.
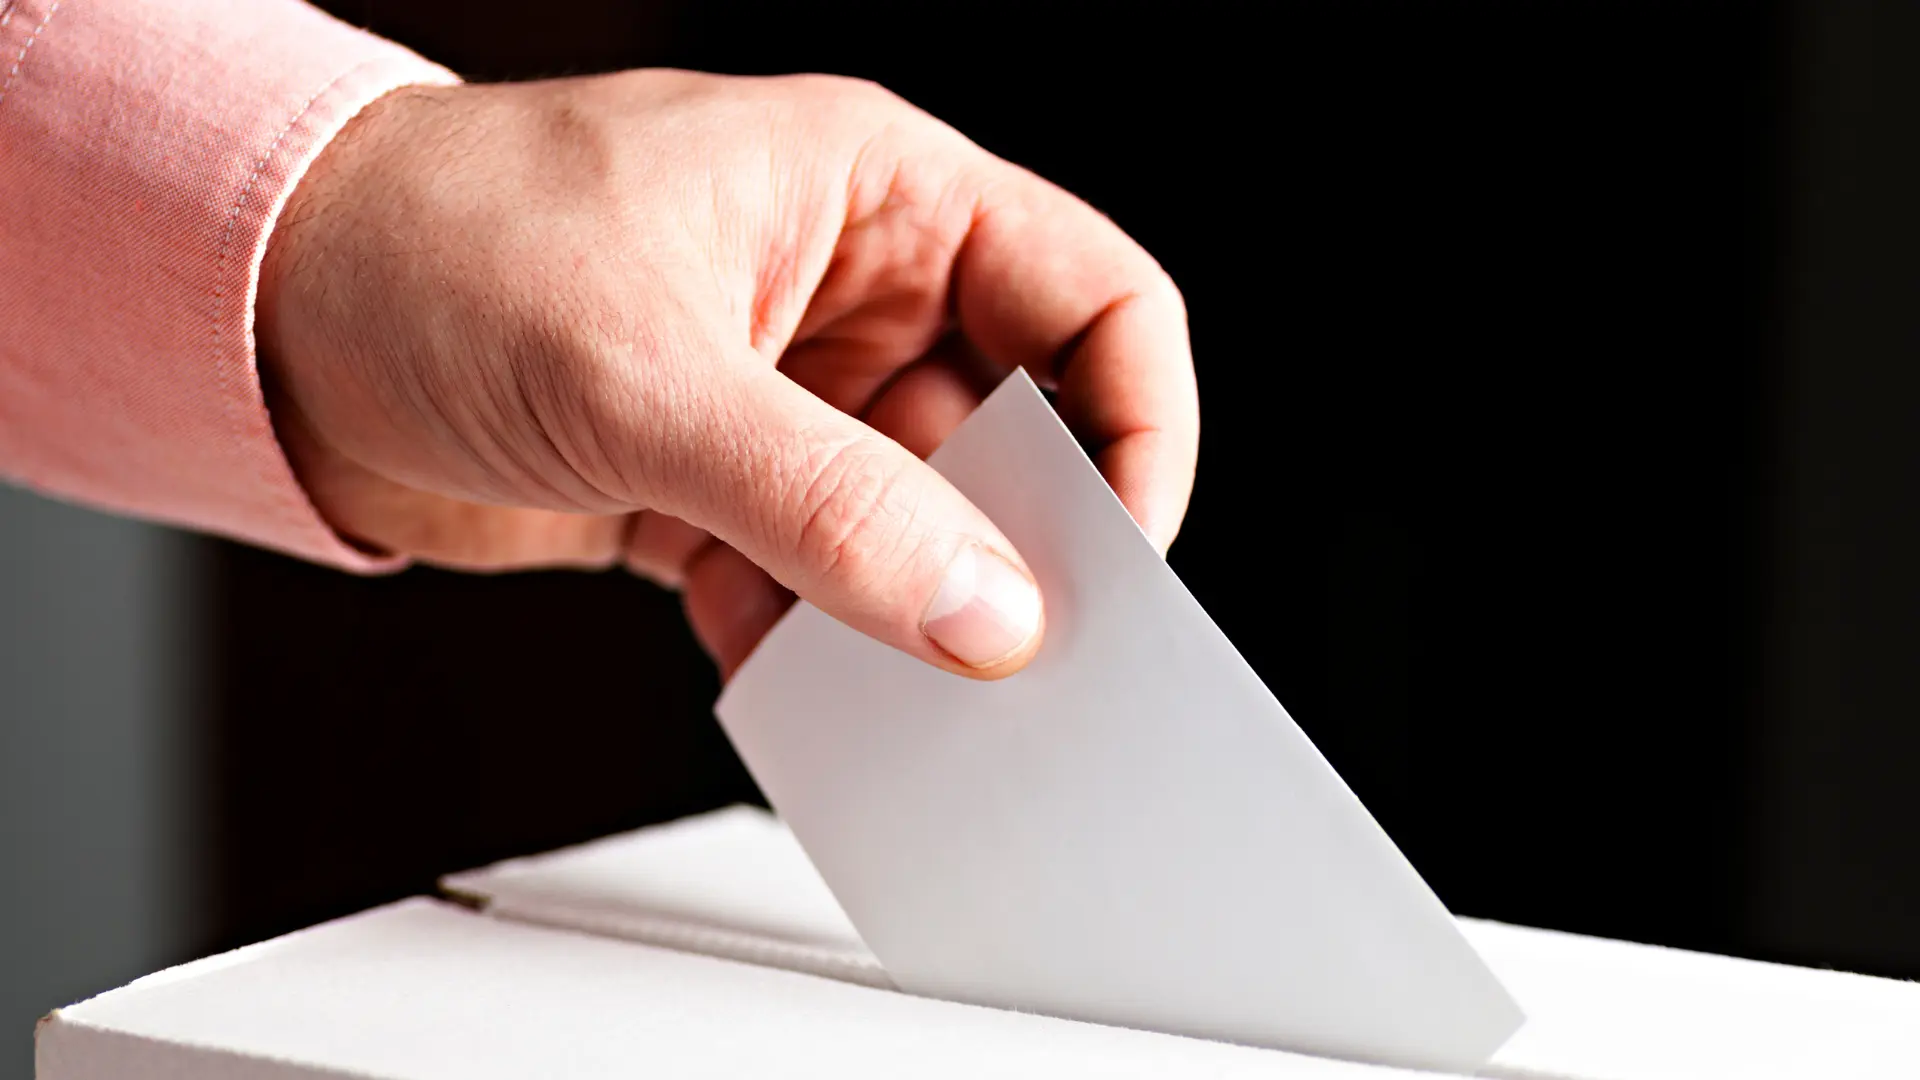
201, 0, 1920, 984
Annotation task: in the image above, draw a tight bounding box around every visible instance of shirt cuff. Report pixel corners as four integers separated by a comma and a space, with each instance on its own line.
0, 0, 459, 571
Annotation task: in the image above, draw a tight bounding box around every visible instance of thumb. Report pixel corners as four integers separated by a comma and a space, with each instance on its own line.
671, 363, 1044, 678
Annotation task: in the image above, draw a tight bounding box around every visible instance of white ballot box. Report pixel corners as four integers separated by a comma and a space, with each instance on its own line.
35, 804, 1920, 1080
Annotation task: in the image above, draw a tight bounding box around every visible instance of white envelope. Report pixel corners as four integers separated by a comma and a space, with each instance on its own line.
716, 370, 1524, 1073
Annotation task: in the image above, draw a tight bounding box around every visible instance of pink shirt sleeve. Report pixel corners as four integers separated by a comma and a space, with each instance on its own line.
0, 0, 457, 570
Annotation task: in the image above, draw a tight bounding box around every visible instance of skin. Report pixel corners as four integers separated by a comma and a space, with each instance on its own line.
256, 70, 1198, 680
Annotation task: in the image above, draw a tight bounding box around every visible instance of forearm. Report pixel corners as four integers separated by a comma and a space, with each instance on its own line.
0, 0, 453, 568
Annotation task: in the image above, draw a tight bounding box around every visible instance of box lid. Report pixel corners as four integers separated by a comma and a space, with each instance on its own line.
38, 898, 1396, 1080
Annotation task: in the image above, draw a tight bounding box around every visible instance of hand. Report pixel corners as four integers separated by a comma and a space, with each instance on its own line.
257, 70, 1197, 679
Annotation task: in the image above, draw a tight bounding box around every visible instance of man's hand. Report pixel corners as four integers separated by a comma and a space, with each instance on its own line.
257, 71, 1196, 679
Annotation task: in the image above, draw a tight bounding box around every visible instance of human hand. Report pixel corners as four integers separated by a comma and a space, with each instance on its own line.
257, 70, 1196, 679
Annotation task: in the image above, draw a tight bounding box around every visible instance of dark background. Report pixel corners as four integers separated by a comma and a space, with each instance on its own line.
197, 0, 1919, 980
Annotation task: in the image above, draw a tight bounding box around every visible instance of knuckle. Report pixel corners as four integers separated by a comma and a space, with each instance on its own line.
783, 73, 915, 129
1149, 265, 1189, 322
807, 72, 902, 105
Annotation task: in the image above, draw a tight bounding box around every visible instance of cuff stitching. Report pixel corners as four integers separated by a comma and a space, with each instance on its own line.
0, 0, 60, 112
205, 56, 388, 542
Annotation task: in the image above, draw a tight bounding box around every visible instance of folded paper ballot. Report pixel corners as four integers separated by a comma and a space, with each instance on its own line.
716, 370, 1524, 1071
40, 807, 1920, 1079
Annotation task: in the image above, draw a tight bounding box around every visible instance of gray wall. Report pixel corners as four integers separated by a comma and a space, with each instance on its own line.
0, 485, 200, 1080
1750, 0, 1920, 975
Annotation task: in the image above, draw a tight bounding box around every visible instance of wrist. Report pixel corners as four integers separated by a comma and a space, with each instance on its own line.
255, 84, 449, 551
258, 84, 441, 385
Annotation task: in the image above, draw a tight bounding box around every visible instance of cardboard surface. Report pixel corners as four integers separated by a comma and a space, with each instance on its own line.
39, 900, 1411, 1080
716, 372, 1523, 1071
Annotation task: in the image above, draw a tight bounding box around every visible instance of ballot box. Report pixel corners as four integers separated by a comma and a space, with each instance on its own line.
35, 805, 1920, 1080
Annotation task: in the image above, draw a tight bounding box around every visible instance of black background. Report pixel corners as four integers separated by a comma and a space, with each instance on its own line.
204, 2, 1920, 979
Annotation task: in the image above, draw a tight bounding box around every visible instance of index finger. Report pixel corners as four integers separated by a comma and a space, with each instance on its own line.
950, 164, 1199, 551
